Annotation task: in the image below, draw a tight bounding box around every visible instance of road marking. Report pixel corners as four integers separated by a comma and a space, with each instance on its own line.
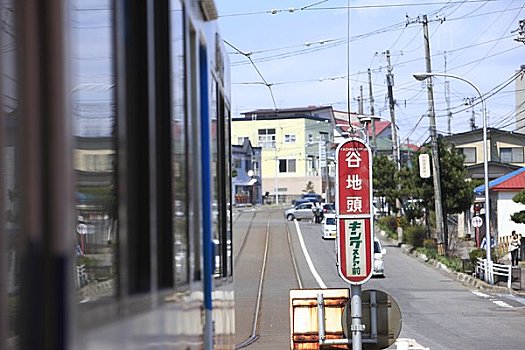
472, 291, 514, 308
472, 291, 490, 298
493, 300, 513, 308
294, 220, 327, 288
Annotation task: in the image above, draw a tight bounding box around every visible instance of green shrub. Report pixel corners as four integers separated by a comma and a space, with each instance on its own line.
377, 215, 396, 234
436, 255, 462, 271
423, 238, 437, 250
416, 247, 463, 272
403, 225, 426, 247
469, 248, 485, 263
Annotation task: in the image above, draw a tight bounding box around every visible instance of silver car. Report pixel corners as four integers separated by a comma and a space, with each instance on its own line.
285, 202, 316, 221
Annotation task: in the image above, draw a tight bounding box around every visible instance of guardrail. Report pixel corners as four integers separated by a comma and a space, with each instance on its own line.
475, 258, 520, 289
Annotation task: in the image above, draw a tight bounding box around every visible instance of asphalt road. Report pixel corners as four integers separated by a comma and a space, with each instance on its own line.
295, 218, 525, 350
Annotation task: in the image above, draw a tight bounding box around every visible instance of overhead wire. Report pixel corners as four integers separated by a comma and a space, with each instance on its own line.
224, 40, 278, 111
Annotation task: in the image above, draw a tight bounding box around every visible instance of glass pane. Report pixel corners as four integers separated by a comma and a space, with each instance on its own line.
170, 0, 189, 286
2, 1, 20, 341
72, 0, 117, 302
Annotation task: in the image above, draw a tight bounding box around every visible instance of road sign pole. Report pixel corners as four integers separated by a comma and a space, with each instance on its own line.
350, 284, 363, 350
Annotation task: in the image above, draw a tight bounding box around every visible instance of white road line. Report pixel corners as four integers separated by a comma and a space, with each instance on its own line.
294, 220, 327, 289
493, 300, 513, 308
472, 291, 514, 308
471, 291, 490, 298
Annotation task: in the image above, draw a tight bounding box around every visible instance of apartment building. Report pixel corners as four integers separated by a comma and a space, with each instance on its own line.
231, 106, 334, 203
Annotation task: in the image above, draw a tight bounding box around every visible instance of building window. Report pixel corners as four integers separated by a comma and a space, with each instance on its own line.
500, 147, 524, 163
233, 157, 241, 168
279, 159, 296, 173
307, 133, 313, 142
459, 147, 476, 163
237, 136, 249, 145
319, 132, 328, 141
284, 134, 296, 143
258, 128, 275, 148
306, 156, 316, 176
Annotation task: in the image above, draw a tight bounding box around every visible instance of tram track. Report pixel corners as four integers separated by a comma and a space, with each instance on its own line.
233, 209, 257, 268
235, 208, 304, 349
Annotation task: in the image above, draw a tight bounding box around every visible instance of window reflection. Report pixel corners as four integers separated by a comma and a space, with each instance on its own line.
171, 1, 189, 286
72, 0, 117, 301
2, 0, 20, 342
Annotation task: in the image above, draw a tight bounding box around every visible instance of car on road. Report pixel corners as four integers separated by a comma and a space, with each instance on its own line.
373, 238, 386, 277
285, 202, 316, 221
321, 213, 336, 239
322, 203, 335, 214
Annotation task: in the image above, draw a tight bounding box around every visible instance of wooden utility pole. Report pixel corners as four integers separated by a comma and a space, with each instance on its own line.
385, 50, 399, 167
422, 14, 446, 251
385, 50, 402, 245
358, 85, 364, 115
368, 68, 376, 154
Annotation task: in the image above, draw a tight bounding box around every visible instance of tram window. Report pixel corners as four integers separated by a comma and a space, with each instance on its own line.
72, 0, 118, 302
170, 0, 190, 287
2, 1, 20, 341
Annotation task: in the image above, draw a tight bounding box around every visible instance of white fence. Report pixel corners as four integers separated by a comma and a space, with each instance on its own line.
475, 258, 517, 289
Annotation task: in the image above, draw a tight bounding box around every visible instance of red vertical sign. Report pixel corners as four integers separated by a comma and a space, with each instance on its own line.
336, 138, 373, 285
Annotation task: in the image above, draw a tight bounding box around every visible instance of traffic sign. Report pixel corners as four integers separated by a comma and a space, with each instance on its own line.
77, 223, 88, 235
418, 154, 431, 178
471, 216, 483, 228
335, 138, 373, 285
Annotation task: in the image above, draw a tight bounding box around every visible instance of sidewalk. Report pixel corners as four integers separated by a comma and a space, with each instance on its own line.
405, 246, 525, 296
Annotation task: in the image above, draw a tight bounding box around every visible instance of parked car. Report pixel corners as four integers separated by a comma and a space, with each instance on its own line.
292, 197, 319, 207
302, 193, 322, 201
373, 238, 386, 277
322, 203, 335, 214
285, 202, 316, 221
321, 213, 337, 239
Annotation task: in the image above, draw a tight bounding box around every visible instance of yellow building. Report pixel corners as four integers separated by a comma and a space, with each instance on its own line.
232, 106, 335, 204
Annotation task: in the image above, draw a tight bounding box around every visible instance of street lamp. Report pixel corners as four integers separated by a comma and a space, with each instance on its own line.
413, 72, 491, 283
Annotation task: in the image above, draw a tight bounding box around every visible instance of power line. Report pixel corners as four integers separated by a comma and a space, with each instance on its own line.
224, 40, 278, 111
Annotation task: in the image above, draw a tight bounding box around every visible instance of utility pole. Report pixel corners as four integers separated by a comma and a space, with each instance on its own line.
358, 85, 364, 115
385, 50, 399, 167
385, 50, 402, 245
368, 68, 377, 154
421, 14, 446, 252
465, 97, 477, 130
513, 19, 525, 44
444, 52, 452, 135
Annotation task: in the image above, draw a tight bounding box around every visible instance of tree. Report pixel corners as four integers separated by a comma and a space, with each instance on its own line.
398, 138, 475, 246
511, 189, 525, 224
304, 181, 315, 193
372, 155, 397, 213
401, 138, 474, 215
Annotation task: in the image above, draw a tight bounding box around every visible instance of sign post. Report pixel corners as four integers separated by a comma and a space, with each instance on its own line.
335, 138, 373, 350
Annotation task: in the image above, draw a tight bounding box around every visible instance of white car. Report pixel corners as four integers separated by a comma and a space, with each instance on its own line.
322, 213, 336, 239
373, 238, 386, 277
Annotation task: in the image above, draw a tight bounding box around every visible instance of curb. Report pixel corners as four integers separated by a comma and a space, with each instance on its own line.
403, 245, 525, 296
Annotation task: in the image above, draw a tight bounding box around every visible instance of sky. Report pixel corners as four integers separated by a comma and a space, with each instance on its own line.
215, 0, 525, 146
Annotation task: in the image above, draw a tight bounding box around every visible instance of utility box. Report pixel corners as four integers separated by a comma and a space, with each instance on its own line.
289, 289, 349, 349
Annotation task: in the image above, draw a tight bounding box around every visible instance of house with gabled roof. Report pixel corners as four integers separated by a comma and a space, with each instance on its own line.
442, 128, 525, 239
231, 139, 262, 205
474, 167, 525, 243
